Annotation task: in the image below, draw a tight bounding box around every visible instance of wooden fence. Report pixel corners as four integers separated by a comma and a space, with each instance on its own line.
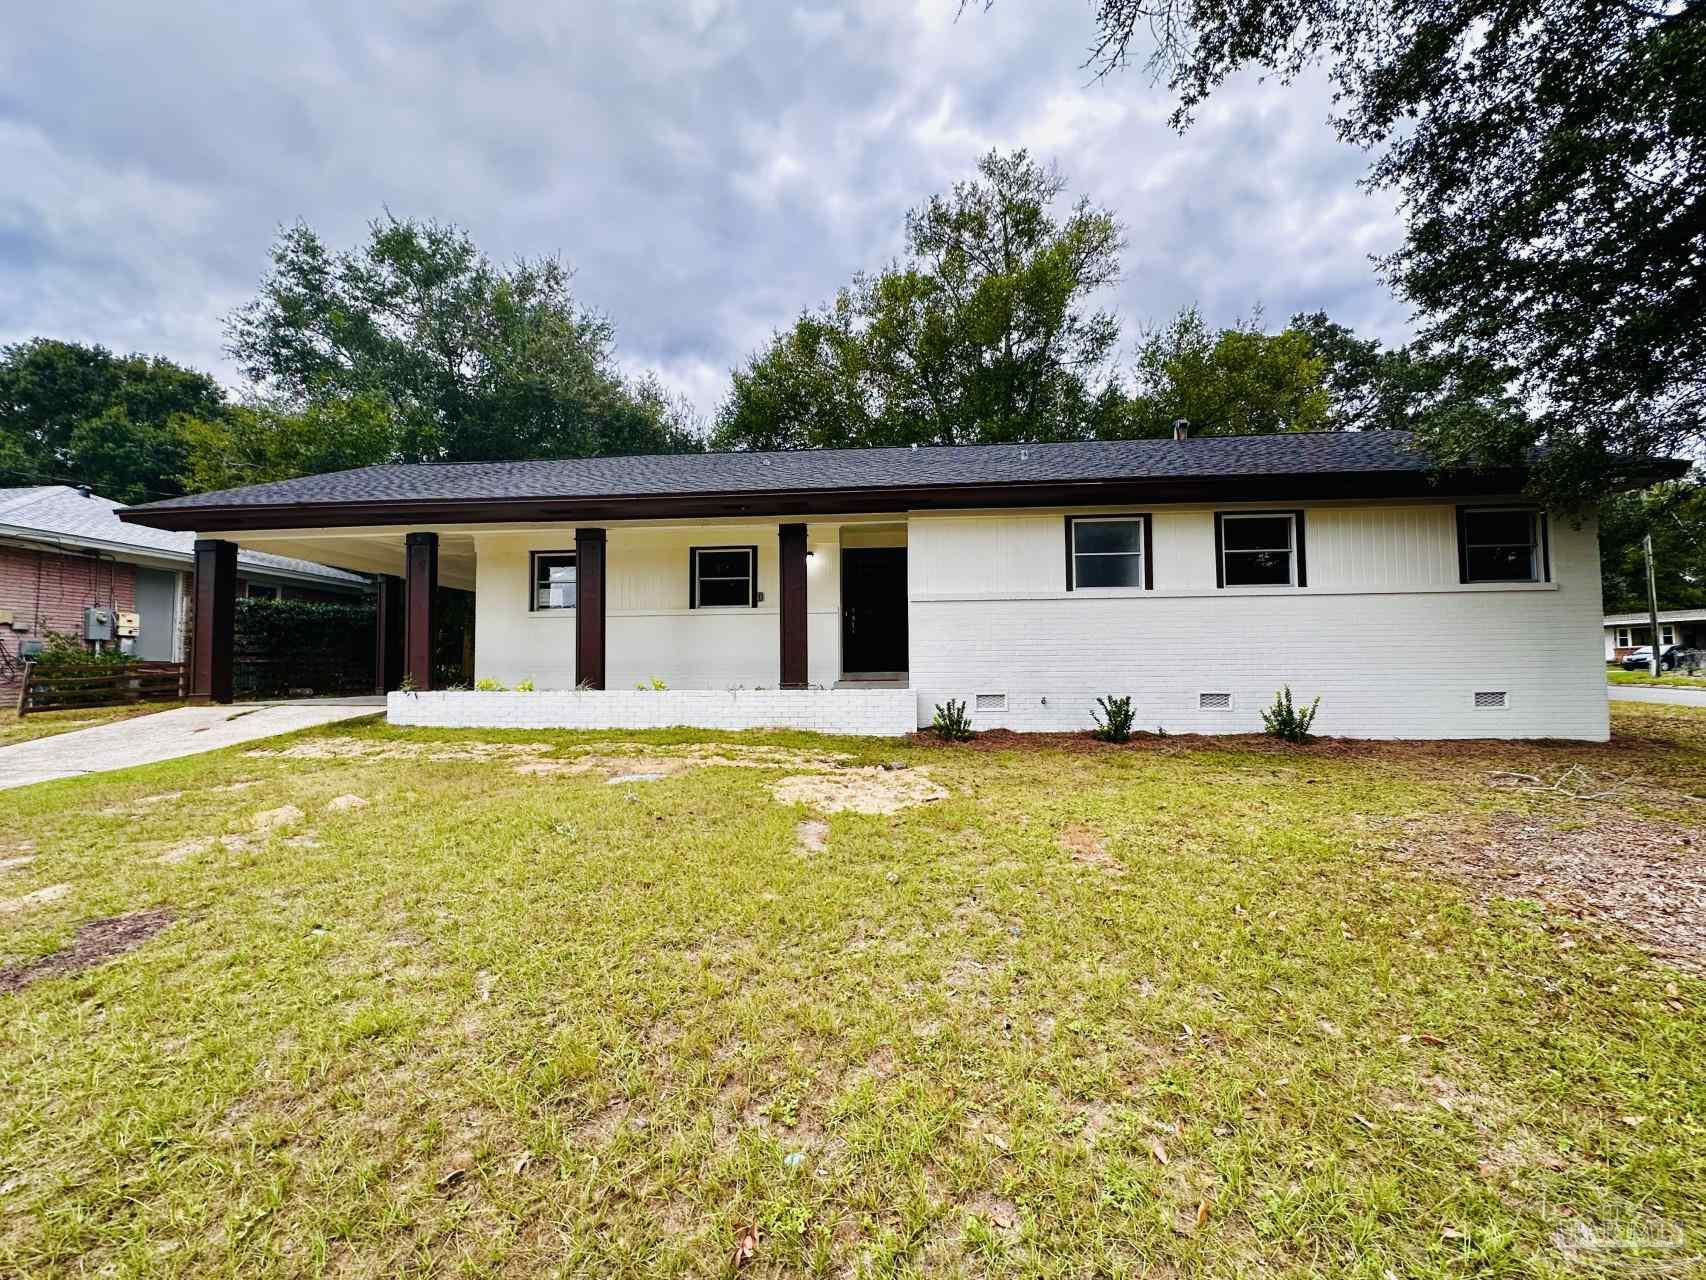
14, 661, 186, 717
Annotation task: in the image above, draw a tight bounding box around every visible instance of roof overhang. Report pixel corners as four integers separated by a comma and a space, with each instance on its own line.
118, 467, 1556, 533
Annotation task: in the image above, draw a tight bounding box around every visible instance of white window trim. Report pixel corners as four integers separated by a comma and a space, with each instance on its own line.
1069, 516, 1147, 592
1219, 511, 1299, 589
530, 550, 577, 613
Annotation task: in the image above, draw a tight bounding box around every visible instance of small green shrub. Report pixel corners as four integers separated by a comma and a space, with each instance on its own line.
514, 678, 535, 692
635, 677, 667, 690
1091, 695, 1135, 743
474, 677, 506, 692
932, 698, 973, 741
33, 630, 128, 669
1261, 686, 1320, 743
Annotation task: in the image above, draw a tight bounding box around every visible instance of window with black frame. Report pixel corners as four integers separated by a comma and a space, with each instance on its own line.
1069, 517, 1146, 589
1218, 513, 1301, 587
531, 551, 576, 610
1458, 508, 1546, 583
691, 546, 756, 607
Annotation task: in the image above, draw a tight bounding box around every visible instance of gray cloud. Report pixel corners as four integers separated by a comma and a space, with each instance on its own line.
0, 0, 1408, 420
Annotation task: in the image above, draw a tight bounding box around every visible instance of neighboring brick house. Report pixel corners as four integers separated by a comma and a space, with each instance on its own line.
0, 486, 367, 687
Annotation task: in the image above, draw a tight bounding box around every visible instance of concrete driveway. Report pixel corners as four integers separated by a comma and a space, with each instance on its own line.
1609, 684, 1706, 708
0, 700, 383, 791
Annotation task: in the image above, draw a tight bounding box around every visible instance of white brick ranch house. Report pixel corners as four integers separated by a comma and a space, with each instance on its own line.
118, 431, 1684, 740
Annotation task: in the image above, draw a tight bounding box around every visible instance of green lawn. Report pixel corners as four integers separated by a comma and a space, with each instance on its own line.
1607, 667, 1706, 689
0, 701, 187, 748
1, 707, 1703, 1277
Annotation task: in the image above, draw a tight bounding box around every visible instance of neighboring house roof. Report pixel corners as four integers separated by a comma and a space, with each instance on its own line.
1605, 608, 1706, 626
120, 431, 1688, 532
0, 486, 367, 587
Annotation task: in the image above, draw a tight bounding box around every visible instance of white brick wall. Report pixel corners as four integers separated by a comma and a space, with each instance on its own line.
909, 505, 1609, 740
386, 688, 917, 736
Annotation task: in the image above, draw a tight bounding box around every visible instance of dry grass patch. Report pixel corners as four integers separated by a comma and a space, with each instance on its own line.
1380, 801, 1706, 973
1056, 822, 1122, 874
767, 766, 947, 814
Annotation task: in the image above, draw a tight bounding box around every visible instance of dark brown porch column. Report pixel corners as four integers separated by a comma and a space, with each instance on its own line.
779, 522, 808, 688
404, 532, 438, 690
574, 528, 607, 689
191, 538, 238, 704
374, 573, 405, 693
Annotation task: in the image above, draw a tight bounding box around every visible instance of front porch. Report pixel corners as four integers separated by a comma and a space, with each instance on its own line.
181, 517, 916, 728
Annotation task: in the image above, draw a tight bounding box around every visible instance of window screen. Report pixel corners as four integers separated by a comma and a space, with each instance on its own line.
692, 547, 756, 608
1460, 509, 1545, 582
1219, 513, 1299, 587
1070, 517, 1145, 589
532, 552, 576, 610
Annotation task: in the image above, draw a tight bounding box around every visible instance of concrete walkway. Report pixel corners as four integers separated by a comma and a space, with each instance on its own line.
0, 700, 384, 791
1609, 684, 1706, 708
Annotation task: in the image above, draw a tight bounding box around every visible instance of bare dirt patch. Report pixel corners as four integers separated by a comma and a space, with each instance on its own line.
247, 740, 555, 762
795, 819, 829, 854
1057, 824, 1122, 874
768, 767, 947, 815
1391, 809, 1706, 973
0, 855, 36, 874
153, 834, 253, 865
516, 742, 853, 780
1, 908, 175, 994
963, 1192, 1020, 1237
326, 794, 368, 812
0, 883, 70, 914
252, 804, 304, 831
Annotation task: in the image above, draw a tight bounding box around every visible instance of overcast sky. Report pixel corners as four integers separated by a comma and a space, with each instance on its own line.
0, 0, 1409, 421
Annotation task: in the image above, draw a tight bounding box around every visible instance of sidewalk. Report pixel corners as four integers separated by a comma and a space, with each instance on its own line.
0, 700, 384, 791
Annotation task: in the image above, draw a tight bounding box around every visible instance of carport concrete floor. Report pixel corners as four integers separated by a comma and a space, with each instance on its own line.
0, 700, 384, 791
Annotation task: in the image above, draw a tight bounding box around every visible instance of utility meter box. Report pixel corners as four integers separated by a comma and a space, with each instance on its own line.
83, 606, 114, 642
116, 611, 140, 638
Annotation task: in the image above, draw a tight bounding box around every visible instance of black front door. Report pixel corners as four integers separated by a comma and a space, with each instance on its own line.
841, 548, 908, 674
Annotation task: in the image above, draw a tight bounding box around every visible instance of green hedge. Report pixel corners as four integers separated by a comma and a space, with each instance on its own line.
234, 597, 375, 697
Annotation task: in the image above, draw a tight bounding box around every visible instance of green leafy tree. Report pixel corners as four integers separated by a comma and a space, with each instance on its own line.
1126, 306, 1330, 436
1598, 482, 1706, 614
227, 214, 702, 463
175, 394, 399, 493
987, 0, 1706, 506
715, 149, 1126, 449
1289, 311, 1531, 441
0, 338, 226, 502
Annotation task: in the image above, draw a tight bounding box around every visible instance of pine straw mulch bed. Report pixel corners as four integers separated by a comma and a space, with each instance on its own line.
0, 908, 176, 995
1376, 805, 1706, 975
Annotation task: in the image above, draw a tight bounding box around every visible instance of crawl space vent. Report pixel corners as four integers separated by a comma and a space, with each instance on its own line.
974, 692, 1007, 713
1199, 692, 1232, 710
1474, 690, 1508, 709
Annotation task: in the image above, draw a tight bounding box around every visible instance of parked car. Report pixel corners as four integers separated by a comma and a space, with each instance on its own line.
1621, 645, 1681, 671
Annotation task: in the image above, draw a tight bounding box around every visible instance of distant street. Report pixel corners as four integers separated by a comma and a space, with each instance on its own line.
1609, 684, 1706, 708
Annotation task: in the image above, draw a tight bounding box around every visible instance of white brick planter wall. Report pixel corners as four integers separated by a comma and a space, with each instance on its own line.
387, 688, 917, 736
